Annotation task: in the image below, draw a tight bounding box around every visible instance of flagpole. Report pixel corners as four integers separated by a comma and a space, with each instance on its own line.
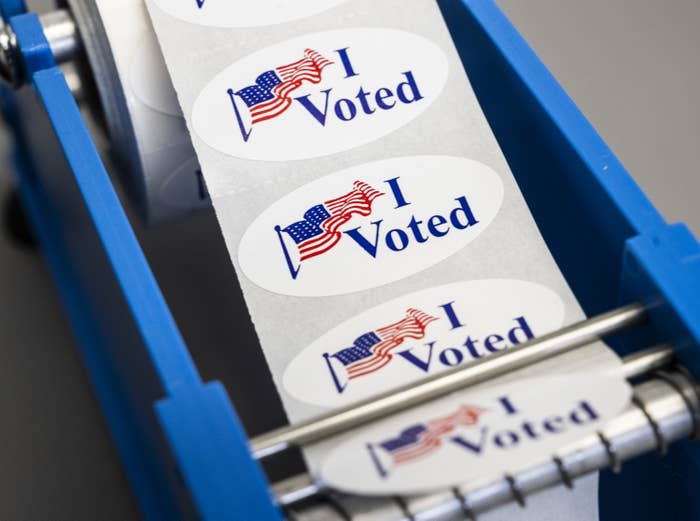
227, 88, 253, 142
323, 352, 347, 394
275, 225, 301, 280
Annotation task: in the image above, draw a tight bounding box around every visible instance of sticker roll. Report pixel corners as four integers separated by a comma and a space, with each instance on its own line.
144, 0, 630, 516
67, 0, 210, 224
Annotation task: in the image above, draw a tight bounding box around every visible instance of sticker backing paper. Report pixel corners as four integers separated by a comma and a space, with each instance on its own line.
144, 1, 629, 516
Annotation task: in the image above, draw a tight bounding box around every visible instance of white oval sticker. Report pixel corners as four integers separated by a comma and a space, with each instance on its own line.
151, 0, 349, 28
238, 156, 504, 296
192, 29, 449, 161
284, 280, 566, 407
321, 373, 631, 495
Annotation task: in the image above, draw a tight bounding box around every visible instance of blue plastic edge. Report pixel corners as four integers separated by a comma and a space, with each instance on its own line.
156, 383, 281, 521
444, 2, 700, 520
442, 0, 668, 322
0, 0, 24, 19
7, 12, 282, 521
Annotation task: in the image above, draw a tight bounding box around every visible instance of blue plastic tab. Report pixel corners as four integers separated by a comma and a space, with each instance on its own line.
622, 224, 700, 371
0, 0, 26, 20
157, 383, 283, 521
11, 13, 55, 79
603, 223, 700, 521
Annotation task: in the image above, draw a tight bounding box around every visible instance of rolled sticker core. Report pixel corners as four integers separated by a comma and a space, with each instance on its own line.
238, 156, 505, 296
283, 279, 566, 407
320, 373, 631, 495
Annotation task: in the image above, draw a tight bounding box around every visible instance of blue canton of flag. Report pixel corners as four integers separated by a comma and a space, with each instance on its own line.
281, 205, 332, 246
331, 332, 382, 366
379, 425, 427, 453
235, 71, 283, 108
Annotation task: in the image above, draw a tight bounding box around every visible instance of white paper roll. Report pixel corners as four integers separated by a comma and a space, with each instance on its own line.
67, 0, 209, 223
136, 0, 631, 517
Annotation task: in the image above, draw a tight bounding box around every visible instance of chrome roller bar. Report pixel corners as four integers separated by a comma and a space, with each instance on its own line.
273, 344, 676, 509
283, 364, 699, 521
252, 303, 648, 460
620, 344, 675, 379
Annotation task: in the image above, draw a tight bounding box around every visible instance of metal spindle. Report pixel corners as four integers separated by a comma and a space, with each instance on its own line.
272, 344, 675, 509
284, 367, 699, 521
0, 9, 79, 87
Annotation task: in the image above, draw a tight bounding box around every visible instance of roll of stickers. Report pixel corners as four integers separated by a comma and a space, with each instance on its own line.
68, 0, 209, 223
143, 1, 630, 518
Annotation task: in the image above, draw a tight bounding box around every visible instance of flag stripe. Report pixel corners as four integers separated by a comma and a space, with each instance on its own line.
347, 308, 438, 378
387, 405, 486, 465
295, 180, 385, 261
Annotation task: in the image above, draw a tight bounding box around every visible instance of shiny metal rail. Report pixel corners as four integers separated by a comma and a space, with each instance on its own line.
253, 303, 648, 460
620, 344, 675, 379
273, 344, 675, 509
284, 366, 699, 521
39, 9, 78, 65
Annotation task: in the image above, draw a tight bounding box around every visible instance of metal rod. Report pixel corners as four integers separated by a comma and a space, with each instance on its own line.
0, 24, 19, 86
252, 302, 647, 460
285, 368, 699, 520
621, 344, 675, 379
61, 61, 85, 101
39, 9, 79, 64
272, 343, 674, 508
275, 475, 324, 509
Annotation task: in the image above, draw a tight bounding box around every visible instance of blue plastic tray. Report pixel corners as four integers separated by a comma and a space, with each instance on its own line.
1, 1, 699, 519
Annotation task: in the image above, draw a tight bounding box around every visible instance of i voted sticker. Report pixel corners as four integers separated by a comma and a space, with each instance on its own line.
150, 0, 349, 28
193, 28, 449, 161
238, 156, 504, 296
283, 280, 566, 407
321, 373, 631, 495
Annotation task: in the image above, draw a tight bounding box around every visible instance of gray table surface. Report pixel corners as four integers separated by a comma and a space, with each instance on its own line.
0, 1, 697, 520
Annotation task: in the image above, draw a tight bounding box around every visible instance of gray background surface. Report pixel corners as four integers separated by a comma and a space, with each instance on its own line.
0, 1, 697, 520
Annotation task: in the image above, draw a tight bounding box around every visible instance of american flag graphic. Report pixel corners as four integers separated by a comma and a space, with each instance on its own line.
331, 309, 439, 380
281, 181, 384, 262
372, 405, 486, 471
234, 49, 333, 125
